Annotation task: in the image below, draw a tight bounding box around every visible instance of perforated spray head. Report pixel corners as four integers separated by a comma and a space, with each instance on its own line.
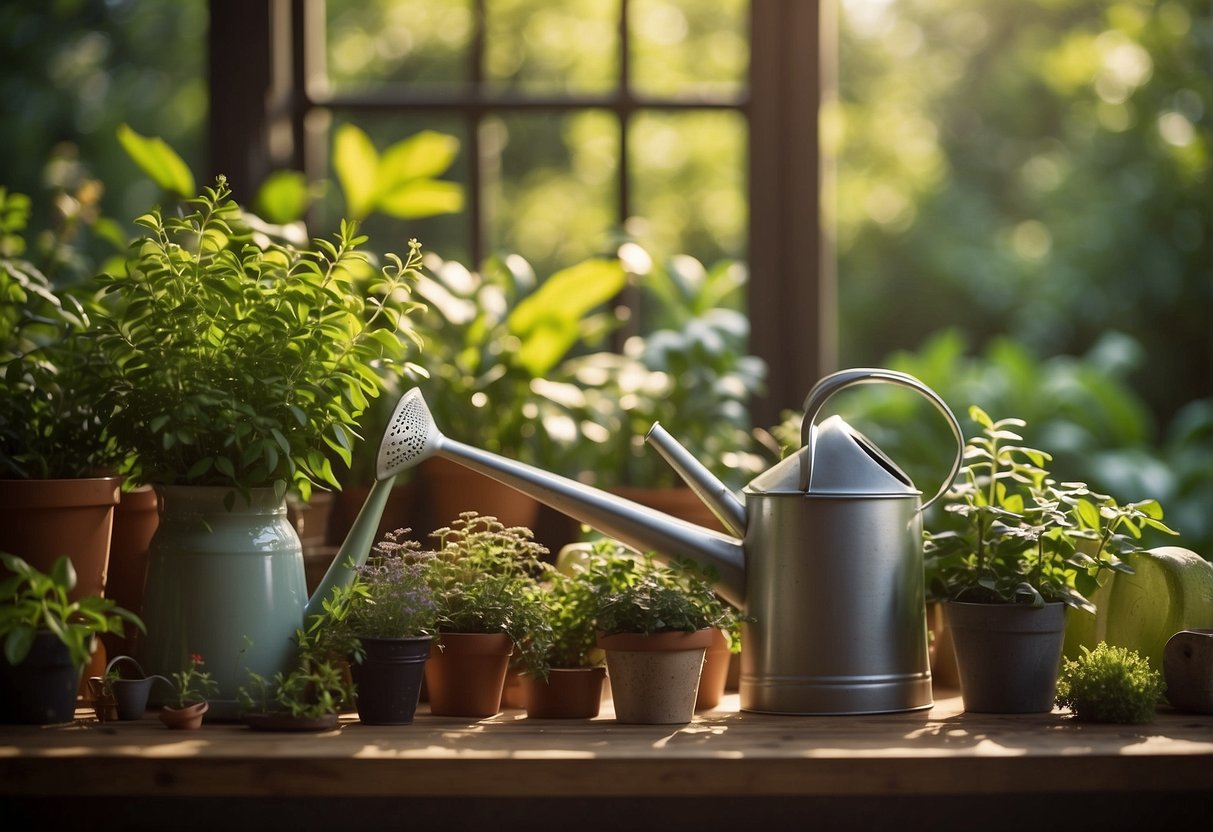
376, 388, 445, 479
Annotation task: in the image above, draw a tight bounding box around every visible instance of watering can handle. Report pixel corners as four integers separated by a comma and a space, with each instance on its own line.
798, 368, 964, 511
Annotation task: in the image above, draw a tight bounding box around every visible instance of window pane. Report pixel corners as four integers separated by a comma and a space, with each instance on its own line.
486, 0, 619, 93
630, 0, 749, 99
628, 110, 747, 267
484, 112, 619, 275
326, 0, 473, 89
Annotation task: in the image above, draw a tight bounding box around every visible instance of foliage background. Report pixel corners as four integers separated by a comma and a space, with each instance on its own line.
0, 0, 1209, 551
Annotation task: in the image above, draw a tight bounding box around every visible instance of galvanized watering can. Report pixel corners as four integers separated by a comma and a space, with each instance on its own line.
389, 368, 963, 714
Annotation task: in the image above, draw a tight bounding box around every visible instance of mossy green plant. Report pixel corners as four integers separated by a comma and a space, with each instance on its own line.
1055, 642, 1164, 724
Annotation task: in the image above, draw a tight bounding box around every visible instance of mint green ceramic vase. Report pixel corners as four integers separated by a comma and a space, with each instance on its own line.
140, 486, 306, 720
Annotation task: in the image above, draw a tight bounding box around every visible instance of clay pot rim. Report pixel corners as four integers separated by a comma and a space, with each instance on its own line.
596, 628, 716, 652
436, 631, 515, 655
0, 476, 121, 507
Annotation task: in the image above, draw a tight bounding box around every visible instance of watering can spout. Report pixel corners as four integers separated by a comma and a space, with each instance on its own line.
303, 391, 431, 622
644, 422, 747, 537
366, 388, 748, 607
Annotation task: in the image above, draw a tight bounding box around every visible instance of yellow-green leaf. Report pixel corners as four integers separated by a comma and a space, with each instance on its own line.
117, 124, 195, 197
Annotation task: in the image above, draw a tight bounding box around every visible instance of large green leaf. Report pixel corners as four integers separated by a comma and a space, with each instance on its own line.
507, 258, 625, 376
117, 124, 195, 197
254, 170, 311, 224
376, 180, 463, 219
333, 124, 379, 220
377, 130, 460, 185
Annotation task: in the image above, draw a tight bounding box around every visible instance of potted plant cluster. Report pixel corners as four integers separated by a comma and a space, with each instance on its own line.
0, 552, 144, 724
587, 544, 740, 724
925, 405, 1176, 713
82, 175, 426, 713
328, 528, 438, 726
423, 512, 553, 718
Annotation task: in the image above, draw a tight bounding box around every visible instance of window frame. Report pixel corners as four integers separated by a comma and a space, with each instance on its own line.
208, 0, 834, 426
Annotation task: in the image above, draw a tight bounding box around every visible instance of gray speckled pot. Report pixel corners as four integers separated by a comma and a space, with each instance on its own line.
598, 629, 714, 724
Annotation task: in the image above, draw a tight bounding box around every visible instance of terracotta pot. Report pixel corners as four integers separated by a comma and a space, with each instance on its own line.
424, 632, 513, 718
287, 490, 335, 551
102, 484, 159, 659
927, 601, 960, 691
0, 476, 120, 691
598, 629, 714, 724
159, 700, 208, 730
500, 665, 528, 710
695, 628, 731, 711
419, 458, 541, 536
524, 667, 606, 719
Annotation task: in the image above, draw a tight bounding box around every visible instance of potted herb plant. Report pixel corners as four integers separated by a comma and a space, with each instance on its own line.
159, 652, 219, 729
237, 626, 356, 733
85, 176, 426, 715
589, 547, 737, 724
423, 512, 553, 718
0, 189, 125, 678
924, 406, 1153, 713
0, 552, 144, 724
516, 541, 627, 720
331, 528, 438, 725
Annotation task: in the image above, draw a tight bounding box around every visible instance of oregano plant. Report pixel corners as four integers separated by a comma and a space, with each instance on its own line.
924, 405, 1170, 609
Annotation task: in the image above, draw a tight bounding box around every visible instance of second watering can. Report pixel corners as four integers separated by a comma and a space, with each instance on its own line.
388, 368, 964, 714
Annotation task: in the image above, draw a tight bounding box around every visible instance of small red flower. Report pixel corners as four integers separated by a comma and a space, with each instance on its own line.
191, 653, 204, 666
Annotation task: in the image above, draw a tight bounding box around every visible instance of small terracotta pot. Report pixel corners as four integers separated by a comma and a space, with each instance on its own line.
419, 458, 541, 536
598, 629, 714, 724
695, 628, 731, 711
424, 632, 514, 718
159, 700, 208, 730
500, 665, 528, 710
525, 667, 607, 719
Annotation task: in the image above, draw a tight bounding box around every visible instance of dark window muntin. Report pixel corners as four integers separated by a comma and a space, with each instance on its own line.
209, 0, 832, 426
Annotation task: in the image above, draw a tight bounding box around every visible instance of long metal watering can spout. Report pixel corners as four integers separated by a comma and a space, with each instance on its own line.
372, 388, 749, 607
303, 391, 433, 622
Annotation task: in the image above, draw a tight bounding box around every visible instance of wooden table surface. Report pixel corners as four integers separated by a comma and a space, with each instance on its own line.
3, 690, 1211, 830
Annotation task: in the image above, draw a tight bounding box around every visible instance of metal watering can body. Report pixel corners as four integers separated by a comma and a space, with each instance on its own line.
388, 368, 963, 715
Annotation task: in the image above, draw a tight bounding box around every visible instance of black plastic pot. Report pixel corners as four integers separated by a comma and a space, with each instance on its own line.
0, 631, 82, 725
350, 636, 431, 725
